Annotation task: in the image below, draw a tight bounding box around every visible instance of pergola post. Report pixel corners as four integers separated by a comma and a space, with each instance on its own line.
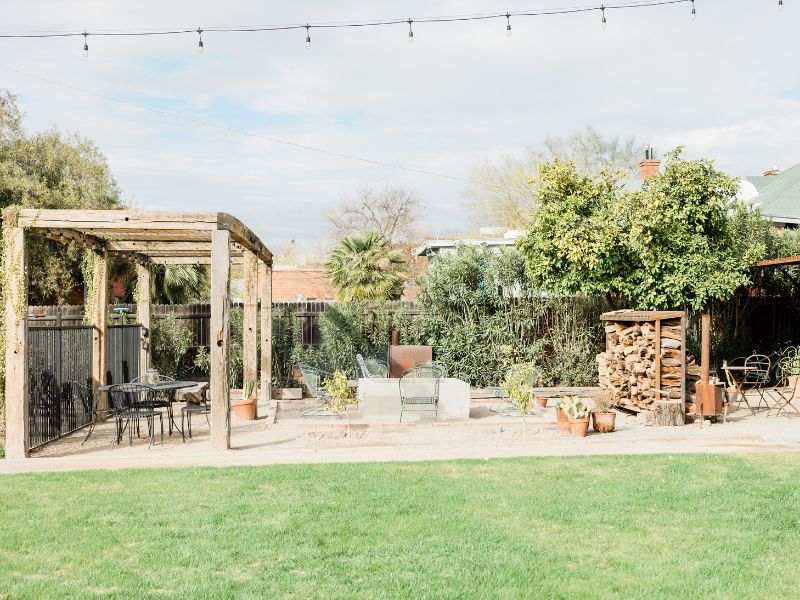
242, 250, 258, 414
210, 229, 231, 450
3, 221, 29, 459
91, 249, 109, 412
258, 261, 272, 404
136, 263, 151, 376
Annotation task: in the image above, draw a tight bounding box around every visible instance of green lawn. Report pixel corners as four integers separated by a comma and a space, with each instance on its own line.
1, 454, 800, 599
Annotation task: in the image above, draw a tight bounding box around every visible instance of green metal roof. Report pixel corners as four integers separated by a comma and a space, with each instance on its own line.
748, 164, 800, 225
744, 175, 775, 192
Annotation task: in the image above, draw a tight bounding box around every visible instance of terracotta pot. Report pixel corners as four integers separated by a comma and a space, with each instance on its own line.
569, 417, 590, 437
555, 407, 570, 432
535, 397, 548, 408
591, 411, 616, 433
231, 399, 256, 421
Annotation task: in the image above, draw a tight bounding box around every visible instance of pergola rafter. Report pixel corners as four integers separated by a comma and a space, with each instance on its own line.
3, 208, 273, 459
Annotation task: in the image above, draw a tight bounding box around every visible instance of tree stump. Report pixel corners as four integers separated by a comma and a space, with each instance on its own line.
654, 400, 684, 426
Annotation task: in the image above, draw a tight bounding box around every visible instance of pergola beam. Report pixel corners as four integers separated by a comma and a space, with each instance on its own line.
3, 217, 29, 459
210, 229, 231, 451
242, 251, 258, 414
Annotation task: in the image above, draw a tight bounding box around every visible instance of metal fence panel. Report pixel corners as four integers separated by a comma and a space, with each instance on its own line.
107, 325, 142, 385
27, 326, 93, 450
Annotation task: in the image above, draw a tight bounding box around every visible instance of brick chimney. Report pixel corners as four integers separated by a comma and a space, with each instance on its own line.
639, 146, 660, 179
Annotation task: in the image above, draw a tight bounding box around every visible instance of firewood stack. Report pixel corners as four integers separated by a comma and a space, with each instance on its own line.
596, 311, 687, 412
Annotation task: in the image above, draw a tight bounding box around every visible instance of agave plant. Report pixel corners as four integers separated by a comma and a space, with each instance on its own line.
325, 231, 408, 301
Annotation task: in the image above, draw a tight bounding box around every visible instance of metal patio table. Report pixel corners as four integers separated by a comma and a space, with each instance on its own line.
86, 380, 198, 443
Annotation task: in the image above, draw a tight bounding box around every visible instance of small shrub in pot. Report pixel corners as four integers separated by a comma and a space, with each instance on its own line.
591, 391, 617, 433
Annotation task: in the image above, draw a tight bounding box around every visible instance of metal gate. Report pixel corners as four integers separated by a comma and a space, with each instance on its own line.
107, 324, 141, 385
27, 325, 94, 450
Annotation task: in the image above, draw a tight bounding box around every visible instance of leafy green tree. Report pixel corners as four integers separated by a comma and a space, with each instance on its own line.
463, 126, 643, 228
0, 90, 122, 304
325, 232, 408, 301
517, 149, 764, 311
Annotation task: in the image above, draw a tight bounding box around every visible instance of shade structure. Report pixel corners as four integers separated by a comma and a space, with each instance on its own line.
3, 208, 273, 459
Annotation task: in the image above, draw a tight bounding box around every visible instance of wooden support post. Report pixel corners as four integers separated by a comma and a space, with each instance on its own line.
210, 229, 231, 451
136, 263, 151, 376
91, 250, 109, 413
700, 311, 710, 385
3, 224, 29, 458
242, 250, 258, 413
258, 262, 272, 404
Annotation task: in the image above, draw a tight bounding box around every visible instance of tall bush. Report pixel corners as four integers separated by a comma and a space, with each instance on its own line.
410, 245, 606, 387
151, 314, 193, 378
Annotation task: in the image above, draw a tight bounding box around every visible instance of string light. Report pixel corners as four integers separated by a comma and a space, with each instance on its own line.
82, 31, 88, 58
691, 0, 696, 18
0, 1, 730, 57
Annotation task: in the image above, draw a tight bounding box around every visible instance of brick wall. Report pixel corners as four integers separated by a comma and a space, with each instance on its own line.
273, 268, 336, 301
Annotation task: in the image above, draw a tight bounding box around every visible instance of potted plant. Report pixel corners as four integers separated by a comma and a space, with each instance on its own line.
500, 363, 537, 432
565, 397, 590, 437
591, 392, 616, 433
231, 379, 257, 421
554, 398, 570, 432
325, 371, 358, 433
535, 397, 548, 409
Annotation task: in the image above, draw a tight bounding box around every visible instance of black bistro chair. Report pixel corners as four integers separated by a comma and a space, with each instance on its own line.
181, 383, 211, 440
107, 383, 163, 447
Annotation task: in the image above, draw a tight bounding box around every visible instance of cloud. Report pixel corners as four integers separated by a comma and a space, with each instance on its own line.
1, 0, 799, 249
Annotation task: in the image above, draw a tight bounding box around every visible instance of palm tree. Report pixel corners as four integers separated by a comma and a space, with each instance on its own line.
121, 264, 210, 305
325, 232, 408, 301
150, 264, 210, 304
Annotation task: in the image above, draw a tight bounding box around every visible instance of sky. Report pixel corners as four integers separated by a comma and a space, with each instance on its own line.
1, 1, 799, 253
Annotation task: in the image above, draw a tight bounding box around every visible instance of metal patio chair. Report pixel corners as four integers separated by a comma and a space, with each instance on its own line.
131, 374, 177, 432
414, 360, 448, 378
181, 383, 211, 440
743, 354, 772, 410
767, 358, 800, 417
107, 383, 164, 447
356, 353, 389, 378
297, 363, 339, 418
398, 365, 444, 423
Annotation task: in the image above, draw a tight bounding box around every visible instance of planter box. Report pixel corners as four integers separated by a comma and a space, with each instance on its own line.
271, 387, 302, 400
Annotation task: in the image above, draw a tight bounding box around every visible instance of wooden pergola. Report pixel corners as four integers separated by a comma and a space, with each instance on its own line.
3, 209, 273, 459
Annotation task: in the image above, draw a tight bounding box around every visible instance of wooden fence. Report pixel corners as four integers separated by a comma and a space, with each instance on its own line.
27, 301, 419, 348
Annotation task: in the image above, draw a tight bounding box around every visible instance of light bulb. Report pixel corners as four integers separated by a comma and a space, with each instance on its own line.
601, 5, 607, 29
197, 28, 204, 53
779, 0, 784, 10
82, 32, 88, 58
305, 25, 311, 49
691, 0, 696, 18
407, 19, 414, 44
506, 13, 512, 37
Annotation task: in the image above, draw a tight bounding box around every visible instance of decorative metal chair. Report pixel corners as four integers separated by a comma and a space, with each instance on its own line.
414, 360, 448, 378
181, 383, 211, 440
131, 374, 176, 433
767, 358, 800, 417
398, 365, 444, 423
107, 383, 164, 447
297, 363, 339, 418
356, 353, 389, 378
743, 354, 772, 410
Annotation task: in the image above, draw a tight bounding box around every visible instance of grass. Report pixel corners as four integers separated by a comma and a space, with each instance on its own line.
1, 453, 800, 599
